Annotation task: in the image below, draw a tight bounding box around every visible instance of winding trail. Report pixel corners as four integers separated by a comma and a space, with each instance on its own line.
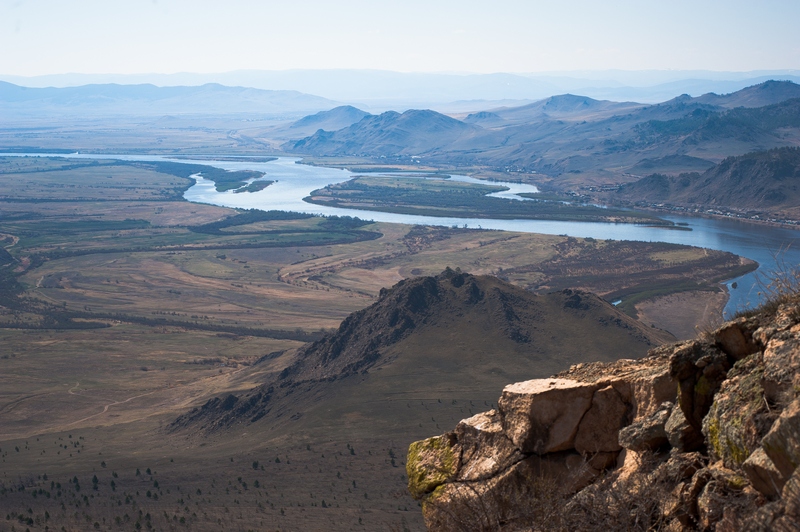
65, 389, 161, 426
61, 364, 253, 428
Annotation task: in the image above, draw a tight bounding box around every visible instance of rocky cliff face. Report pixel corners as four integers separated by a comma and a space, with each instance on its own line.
408, 300, 800, 531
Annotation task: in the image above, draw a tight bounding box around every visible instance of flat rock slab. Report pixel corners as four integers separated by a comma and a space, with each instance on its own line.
454, 410, 524, 482
743, 447, 785, 499
762, 397, 800, 481
499, 378, 597, 454
575, 385, 628, 453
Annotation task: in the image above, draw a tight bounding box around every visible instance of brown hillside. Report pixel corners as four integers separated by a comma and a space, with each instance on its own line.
172, 269, 673, 438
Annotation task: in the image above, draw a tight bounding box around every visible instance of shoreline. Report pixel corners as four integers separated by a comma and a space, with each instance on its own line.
635, 285, 730, 341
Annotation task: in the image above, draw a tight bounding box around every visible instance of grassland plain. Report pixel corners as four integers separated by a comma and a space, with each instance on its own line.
304, 175, 668, 224
0, 157, 754, 530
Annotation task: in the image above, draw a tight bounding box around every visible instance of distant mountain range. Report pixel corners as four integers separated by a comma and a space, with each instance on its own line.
464, 94, 644, 127
0, 81, 339, 118
285, 81, 800, 177
3, 69, 800, 109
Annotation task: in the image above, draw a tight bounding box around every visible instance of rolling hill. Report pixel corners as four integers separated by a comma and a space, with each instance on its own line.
173, 269, 673, 438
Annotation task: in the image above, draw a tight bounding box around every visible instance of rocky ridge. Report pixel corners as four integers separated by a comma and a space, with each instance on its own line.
173, 269, 670, 433
407, 300, 800, 530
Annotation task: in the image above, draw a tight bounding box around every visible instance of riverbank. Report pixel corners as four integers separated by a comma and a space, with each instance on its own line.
6, 152, 800, 317
635, 288, 729, 340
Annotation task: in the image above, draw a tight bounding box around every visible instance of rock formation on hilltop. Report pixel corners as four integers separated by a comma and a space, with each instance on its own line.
408, 297, 800, 530
172, 269, 671, 434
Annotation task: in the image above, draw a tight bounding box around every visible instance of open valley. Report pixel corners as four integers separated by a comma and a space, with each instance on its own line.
2, 15, 800, 525
0, 155, 760, 530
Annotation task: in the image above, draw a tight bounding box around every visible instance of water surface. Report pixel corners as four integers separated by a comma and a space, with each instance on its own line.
10, 154, 800, 317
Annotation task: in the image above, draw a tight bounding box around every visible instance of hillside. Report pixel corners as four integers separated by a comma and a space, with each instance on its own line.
284, 109, 485, 156
616, 147, 800, 220
173, 269, 673, 437
274, 105, 372, 139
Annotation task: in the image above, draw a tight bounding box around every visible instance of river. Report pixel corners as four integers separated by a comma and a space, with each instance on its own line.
9, 154, 800, 317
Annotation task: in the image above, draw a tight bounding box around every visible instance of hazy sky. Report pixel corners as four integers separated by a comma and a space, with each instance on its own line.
1, 0, 798, 76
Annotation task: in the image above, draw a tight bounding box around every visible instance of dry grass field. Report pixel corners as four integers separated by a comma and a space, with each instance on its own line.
0, 156, 754, 530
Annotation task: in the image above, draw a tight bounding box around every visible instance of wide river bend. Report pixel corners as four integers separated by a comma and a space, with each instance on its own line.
11, 154, 800, 318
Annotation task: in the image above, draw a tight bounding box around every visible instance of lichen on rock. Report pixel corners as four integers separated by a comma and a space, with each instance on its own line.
406, 434, 458, 499
702, 353, 770, 467
408, 299, 800, 531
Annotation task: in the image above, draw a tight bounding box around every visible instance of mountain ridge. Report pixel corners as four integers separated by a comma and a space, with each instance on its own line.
283, 81, 800, 172
172, 269, 673, 435
285, 109, 484, 156
0, 81, 340, 117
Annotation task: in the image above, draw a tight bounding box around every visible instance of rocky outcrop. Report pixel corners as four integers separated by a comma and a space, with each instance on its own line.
408, 300, 800, 531
173, 269, 670, 432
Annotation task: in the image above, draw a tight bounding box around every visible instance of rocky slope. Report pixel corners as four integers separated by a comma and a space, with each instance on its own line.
408, 297, 800, 531
616, 147, 800, 221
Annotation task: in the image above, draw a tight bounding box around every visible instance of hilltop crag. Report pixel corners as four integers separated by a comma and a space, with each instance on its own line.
408, 301, 800, 531
172, 269, 671, 435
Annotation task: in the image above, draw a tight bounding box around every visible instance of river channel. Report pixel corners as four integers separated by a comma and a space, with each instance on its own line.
11, 154, 800, 317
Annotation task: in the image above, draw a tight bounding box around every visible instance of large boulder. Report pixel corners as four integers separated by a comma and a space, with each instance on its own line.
762, 397, 800, 481
574, 385, 629, 454
702, 354, 770, 467
742, 447, 785, 499
713, 317, 760, 360
498, 378, 597, 454
670, 340, 731, 432
762, 330, 800, 405
406, 434, 458, 499
421, 451, 598, 532
666, 403, 705, 452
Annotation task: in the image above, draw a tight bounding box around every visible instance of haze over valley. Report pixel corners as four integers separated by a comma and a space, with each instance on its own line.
1, 1, 799, 530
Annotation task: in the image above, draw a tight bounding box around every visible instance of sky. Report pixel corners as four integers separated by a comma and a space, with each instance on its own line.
1, 0, 799, 76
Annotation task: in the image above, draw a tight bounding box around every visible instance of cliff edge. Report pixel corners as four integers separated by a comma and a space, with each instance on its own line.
408, 299, 800, 531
